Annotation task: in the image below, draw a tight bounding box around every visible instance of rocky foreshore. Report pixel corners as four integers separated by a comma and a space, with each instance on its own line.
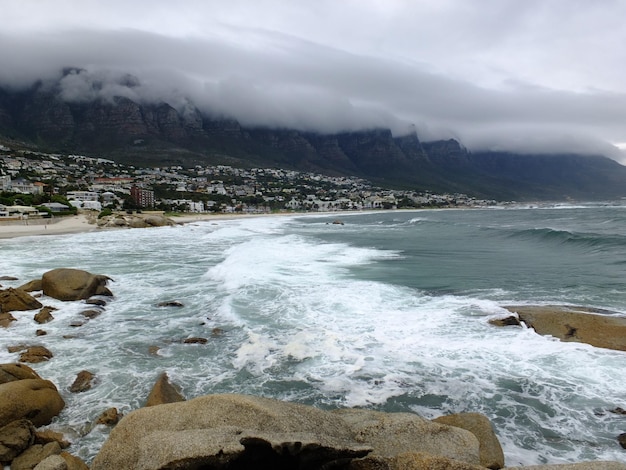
1, 268, 626, 469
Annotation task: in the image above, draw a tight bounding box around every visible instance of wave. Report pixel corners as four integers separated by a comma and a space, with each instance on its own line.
505, 226, 626, 251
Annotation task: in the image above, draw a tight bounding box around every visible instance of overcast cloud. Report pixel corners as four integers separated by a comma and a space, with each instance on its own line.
1, 0, 626, 160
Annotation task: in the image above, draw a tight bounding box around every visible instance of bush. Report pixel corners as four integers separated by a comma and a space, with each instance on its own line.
98, 208, 113, 219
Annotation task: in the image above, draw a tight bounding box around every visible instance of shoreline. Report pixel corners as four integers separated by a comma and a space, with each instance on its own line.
0, 210, 349, 241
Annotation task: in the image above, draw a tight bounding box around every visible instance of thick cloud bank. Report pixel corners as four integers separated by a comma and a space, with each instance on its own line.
2, 0, 626, 161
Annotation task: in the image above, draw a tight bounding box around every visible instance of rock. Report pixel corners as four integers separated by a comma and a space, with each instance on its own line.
0, 419, 36, 463
0, 276, 18, 281
353, 451, 488, 469
96, 408, 121, 426
36, 330, 47, 336
332, 219, 345, 225
19, 346, 54, 364
503, 305, 626, 351
0, 379, 65, 427
488, 315, 521, 327
69, 321, 84, 327
8, 344, 27, 353
79, 309, 102, 319
156, 300, 184, 307
92, 394, 372, 470
0, 364, 41, 384
212, 327, 225, 337
433, 412, 504, 469
33, 454, 67, 470
142, 215, 175, 227
145, 372, 185, 407
58, 452, 89, 470
41, 268, 112, 301
10, 441, 61, 470
619, 432, 626, 449
19, 279, 43, 293
34, 430, 70, 449
0, 312, 17, 328
334, 408, 480, 464
85, 298, 106, 306
0, 288, 43, 312
148, 346, 160, 355
611, 407, 626, 415
34, 307, 56, 324
69, 371, 94, 393
183, 337, 208, 344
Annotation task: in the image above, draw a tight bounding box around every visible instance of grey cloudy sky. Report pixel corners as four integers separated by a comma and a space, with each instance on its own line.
2, 0, 626, 159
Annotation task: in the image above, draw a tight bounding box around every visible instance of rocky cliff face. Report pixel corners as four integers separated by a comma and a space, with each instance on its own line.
2, 82, 626, 201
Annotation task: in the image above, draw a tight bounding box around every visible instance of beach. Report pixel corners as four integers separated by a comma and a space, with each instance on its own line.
0, 212, 266, 240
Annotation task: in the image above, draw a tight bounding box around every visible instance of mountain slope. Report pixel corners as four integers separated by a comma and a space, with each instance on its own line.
1, 82, 626, 201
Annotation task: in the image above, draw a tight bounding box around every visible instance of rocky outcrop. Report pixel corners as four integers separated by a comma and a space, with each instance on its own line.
433, 412, 505, 469
91, 393, 480, 470
41, 268, 112, 301
97, 213, 176, 230
144, 372, 185, 407
34, 307, 56, 324
498, 305, 626, 351
0, 379, 65, 427
19, 279, 43, 293
0, 288, 43, 312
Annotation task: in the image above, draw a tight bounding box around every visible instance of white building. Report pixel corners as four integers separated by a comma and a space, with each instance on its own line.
67, 191, 99, 202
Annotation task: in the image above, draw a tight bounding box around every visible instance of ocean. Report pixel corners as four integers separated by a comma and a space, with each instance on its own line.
1, 204, 625, 466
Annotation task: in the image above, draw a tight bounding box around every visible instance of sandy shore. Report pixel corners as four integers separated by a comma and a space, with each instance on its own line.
0, 211, 305, 240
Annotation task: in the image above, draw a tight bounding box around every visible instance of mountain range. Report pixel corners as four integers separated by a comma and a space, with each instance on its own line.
1, 80, 626, 201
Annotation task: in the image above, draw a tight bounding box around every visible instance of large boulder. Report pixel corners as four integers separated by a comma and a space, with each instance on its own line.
0, 288, 43, 313
144, 372, 185, 407
10, 441, 61, 470
41, 269, 111, 301
0, 379, 65, 427
0, 364, 41, 384
334, 408, 480, 464
433, 412, 504, 469
91, 394, 481, 470
91, 394, 371, 470
503, 305, 626, 351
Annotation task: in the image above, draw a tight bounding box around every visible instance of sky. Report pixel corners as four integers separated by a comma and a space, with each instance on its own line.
1, 0, 626, 160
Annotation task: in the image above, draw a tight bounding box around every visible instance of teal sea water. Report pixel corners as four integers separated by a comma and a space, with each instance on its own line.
1, 204, 625, 466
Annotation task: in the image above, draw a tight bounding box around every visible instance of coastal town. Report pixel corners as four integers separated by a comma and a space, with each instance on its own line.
0, 144, 498, 219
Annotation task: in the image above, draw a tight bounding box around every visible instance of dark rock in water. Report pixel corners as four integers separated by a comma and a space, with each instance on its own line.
0, 312, 16, 328
7, 345, 27, 354
503, 305, 626, 351
34, 306, 56, 324
618, 433, 626, 449
69, 321, 84, 328
0, 276, 18, 281
145, 372, 185, 407
85, 298, 107, 307
211, 327, 225, 337
0, 288, 43, 312
488, 315, 521, 327
157, 300, 184, 307
0, 418, 36, 463
148, 345, 160, 356
183, 337, 208, 344
0, 379, 65, 427
42, 268, 112, 301
0, 363, 41, 384
80, 309, 102, 320
69, 370, 95, 393
35, 330, 47, 336
611, 407, 626, 415
96, 407, 122, 426
19, 346, 53, 364
332, 219, 345, 225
